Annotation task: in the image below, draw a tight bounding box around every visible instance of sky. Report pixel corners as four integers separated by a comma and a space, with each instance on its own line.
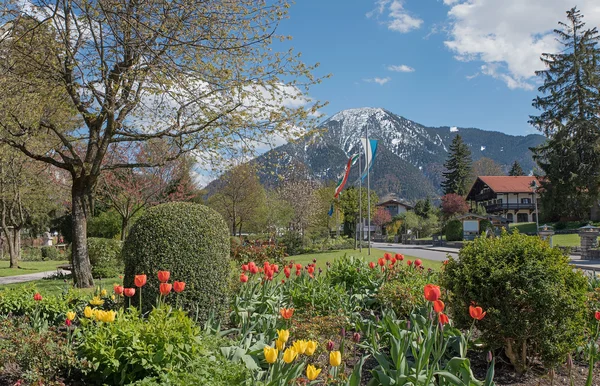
275, 0, 600, 137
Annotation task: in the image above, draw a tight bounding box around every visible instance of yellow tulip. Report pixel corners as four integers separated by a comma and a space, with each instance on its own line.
104, 310, 116, 322
276, 338, 285, 351
282, 347, 297, 364
264, 346, 278, 364
329, 351, 342, 367
100, 289, 107, 297
111, 295, 116, 301
306, 364, 322, 380
95, 310, 105, 322
305, 340, 317, 356
84, 306, 94, 318
292, 340, 308, 355
66, 311, 76, 321
277, 329, 290, 343
90, 296, 104, 306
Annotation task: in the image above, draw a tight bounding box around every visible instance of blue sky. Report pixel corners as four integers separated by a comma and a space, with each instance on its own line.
276, 0, 600, 137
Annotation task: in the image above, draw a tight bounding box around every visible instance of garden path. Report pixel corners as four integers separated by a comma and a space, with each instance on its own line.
0, 270, 62, 285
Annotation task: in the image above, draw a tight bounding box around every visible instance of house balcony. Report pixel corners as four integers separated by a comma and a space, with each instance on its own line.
484, 203, 535, 213
472, 191, 496, 202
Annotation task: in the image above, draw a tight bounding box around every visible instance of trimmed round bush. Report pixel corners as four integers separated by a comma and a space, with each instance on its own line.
41, 246, 59, 260
122, 202, 230, 322
445, 219, 463, 241
441, 230, 588, 373
87, 237, 123, 279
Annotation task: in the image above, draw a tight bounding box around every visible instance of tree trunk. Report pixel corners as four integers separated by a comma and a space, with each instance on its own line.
71, 182, 94, 288
121, 216, 129, 241
9, 227, 20, 268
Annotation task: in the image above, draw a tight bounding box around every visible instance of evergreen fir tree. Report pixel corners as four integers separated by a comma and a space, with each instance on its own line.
508, 161, 525, 176
530, 7, 600, 219
441, 135, 473, 196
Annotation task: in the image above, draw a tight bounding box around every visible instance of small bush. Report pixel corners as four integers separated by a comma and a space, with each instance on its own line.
87, 237, 123, 279
231, 244, 286, 265
442, 230, 588, 373
122, 202, 230, 322
77, 307, 214, 385
21, 247, 42, 261
0, 318, 77, 385
445, 219, 463, 241
326, 255, 379, 294
479, 219, 492, 234
279, 231, 303, 256
41, 246, 59, 260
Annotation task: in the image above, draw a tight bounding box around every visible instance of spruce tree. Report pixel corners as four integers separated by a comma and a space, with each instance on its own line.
508, 161, 525, 176
441, 135, 473, 196
530, 7, 600, 219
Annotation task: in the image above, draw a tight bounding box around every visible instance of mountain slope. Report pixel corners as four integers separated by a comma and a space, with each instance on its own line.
207, 107, 546, 202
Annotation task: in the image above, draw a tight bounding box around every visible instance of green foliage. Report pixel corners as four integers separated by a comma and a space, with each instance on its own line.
21, 246, 42, 261
338, 186, 379, 238
87, 209, 122, 239
509, 160, 525, 176
87, 237, 123, 279
442, 231, 588, 372
129, 356, 254, 386
285, 274, 349, 316
326, 255, 379, 294
375, 267, 438, 318
41, 246, 59, 260
0, 317, 77, 385
445, 219, 463, 241
441, 134, 473, 196
122, 202, 230, 322
231, 244, 286, 265
479, 219, 493, 234
403, 211, 440, 238
278, 231, 303, 256
76, 307, 219, 385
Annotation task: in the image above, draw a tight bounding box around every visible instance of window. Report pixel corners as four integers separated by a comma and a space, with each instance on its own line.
517, 213, 529, 223
497, 199, 502, 204
521, 198, 531, 204
532, 213, 537, 223
506, 213, 513, 222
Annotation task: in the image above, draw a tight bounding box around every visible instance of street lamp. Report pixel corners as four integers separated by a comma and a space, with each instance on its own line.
530, 180, 539, 234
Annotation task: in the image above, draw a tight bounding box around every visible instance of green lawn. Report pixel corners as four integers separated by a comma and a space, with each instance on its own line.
508, 222, 538, 233
1, 276, 121, 297
0, 260, 68, 277
551, 233, 580, 247
289, 248, 442, 270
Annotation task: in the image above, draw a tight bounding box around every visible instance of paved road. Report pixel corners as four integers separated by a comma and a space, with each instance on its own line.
372, 242, 600, 275
0, 270, 62, 285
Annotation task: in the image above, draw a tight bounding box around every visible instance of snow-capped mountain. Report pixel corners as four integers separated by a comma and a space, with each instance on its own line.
210, 108, 546, 201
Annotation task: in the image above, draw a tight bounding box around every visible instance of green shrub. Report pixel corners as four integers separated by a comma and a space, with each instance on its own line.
77, 307, 213, 385
441, 230, 588, 373
41, 246, 59, 260
326, 255, 379, 294
87, 209, 122, 239
122, 202, 230, 321
479, 219, 492, 234
231, 244, 286, 265
279, 231, 303, 256
21, 247, 42, 261
87, 237, 123, 279
445, 219, 463, 241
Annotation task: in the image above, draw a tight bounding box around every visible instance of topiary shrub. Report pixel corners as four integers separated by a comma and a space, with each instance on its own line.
445, 219, 463, 241
41, 246, 59, 260
122, 202, 230, 322
441, 230, 588, 373
87, 237, 123, 279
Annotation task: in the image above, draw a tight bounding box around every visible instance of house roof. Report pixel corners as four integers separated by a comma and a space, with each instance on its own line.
475, 176, 540, 194
377, 199, 413, 208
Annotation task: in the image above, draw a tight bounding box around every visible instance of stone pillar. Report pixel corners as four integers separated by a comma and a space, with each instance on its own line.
538, 225, 555, 247
578, 226, 600, 259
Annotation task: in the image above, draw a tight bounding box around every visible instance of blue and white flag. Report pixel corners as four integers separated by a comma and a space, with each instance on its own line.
359, 138, 378, 182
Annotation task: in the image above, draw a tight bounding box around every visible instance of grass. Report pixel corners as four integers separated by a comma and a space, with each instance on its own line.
551, 233, 580, 247
1, 276, 121, 297
0, 260, 68, 277
508, 222, 582, 247
289, 248, 443, 270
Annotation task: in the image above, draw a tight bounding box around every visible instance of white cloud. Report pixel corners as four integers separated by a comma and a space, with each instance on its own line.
367, 0, 423, 33
443, 0, 600, 90
364, 77, 392, 85
387, 64, 415, 72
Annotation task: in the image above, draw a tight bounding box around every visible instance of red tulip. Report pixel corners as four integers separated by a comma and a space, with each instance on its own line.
134, 274, 147, 287
284, 267, 291, 278
241, 264, 249, 272
159, 283, 172, 296
395, 253, 404, 261
415, 259, 422, 267
407, 260, 413, 266
295, 269, 301, 276
443, 260, 449, 265
390, 257, 397, 265
423, 284, 441, 302
173, 281, 186, 293
280, 308, 294, 319
438, 313, 449, 325
595, 311, 600, 321
272, 264, 279, 273
378, 258, 385, 267
352, 332, 361, 343
157, 271, 170, 283
33, 293, 42, 301
124, 288, 136, 297
369, 261, 376, 269
384, 253, 392, 261
295, 263, 302, 271
326, 340, 335, 351
307, 266, 315, 274
433, 300, 445, 313
65, 319, 72, 327
114, 285, 124, 295
469, 305, 487, 321
240, 273, 249, 283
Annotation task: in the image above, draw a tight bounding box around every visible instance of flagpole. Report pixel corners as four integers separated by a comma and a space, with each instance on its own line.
366, 127, 371, 256
358, 151, 363, 252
